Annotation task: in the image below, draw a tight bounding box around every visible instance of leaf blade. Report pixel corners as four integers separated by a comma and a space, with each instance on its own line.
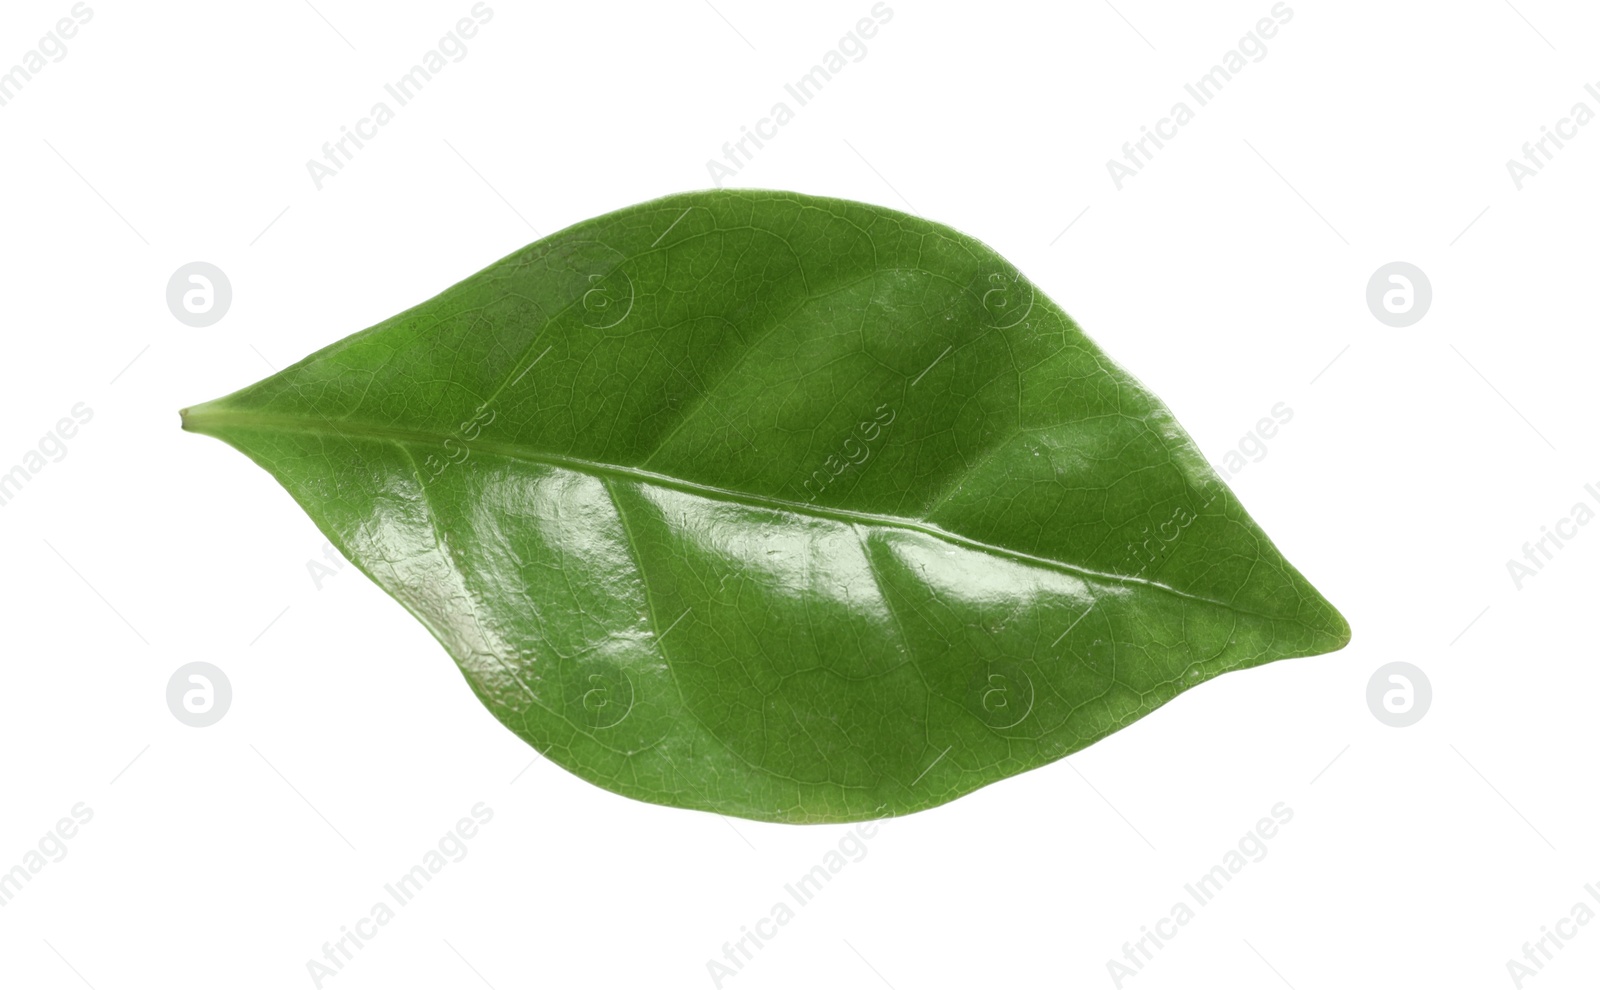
183, 189, 1347, 823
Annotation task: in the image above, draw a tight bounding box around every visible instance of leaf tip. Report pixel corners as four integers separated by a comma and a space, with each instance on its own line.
1311, 594, 1353, 656
179, 398, 230, 437
1330, 606, 1353, 651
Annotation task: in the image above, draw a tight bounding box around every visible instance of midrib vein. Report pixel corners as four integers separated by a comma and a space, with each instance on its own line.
187, 408, 1280, 619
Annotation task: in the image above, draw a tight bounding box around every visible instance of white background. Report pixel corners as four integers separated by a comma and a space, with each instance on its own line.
1, 1, 1596, 987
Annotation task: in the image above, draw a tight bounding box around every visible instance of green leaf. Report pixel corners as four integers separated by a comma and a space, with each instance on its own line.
183, 189, 1348, 824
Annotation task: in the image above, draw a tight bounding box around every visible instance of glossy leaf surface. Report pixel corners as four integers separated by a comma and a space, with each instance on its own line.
183, 190, 1348, 824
